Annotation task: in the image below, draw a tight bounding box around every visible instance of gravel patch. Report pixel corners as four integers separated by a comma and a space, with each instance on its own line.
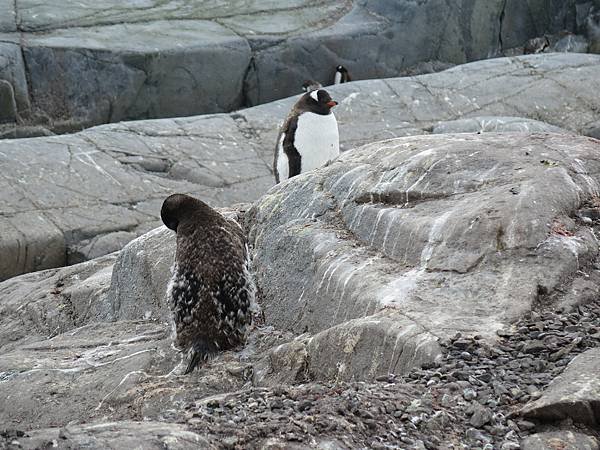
170, 300, 600, 449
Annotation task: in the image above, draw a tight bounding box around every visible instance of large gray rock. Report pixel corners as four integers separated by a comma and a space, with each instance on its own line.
521, 347, 600, 426
0, 79, 16, 123
1, 53, 599, 281
520, 431, 599, 450
0, 42, 29, 114
0, 254, 116, 354
10, 422, 211, 449
0, 0, 588, 131
584, 4, 600, 53
248, 132, 600, 381
22, 20, 251, 129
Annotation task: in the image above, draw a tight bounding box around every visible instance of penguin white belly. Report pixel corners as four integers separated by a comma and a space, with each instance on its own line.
276, 132, 289, 181
294, 112, 339, 174
334, 71, 342, 84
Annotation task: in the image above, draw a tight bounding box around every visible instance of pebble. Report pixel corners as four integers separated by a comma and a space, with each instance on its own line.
463, 388, 478, 401
469, 403, 493, 427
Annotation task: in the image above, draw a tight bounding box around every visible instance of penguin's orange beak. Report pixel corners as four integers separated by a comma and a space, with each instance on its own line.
327, 100, 338, 107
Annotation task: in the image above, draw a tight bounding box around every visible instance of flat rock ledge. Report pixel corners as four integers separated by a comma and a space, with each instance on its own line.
248, 132, 600, 382
521, 431, 599, 450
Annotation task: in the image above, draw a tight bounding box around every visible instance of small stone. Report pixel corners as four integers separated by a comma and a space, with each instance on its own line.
463, 388, 477, 401
469, 403, 492, 428
516, 420, 535, 431
500, 442, 520, 450
221, 436, 239, 448
460, 351, 473, 361
496, 328, 514, 338
453, 339, 473, 350
269, 399, 284, 410
478, 372, 493, 383
465, 428, 491, 443
440, 394, 453, 408
522, 340, 545, 354
297, 400, 312, 412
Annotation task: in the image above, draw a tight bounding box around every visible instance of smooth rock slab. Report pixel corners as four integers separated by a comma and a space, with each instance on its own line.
248, 132, 600, 380
520, 431, 600, 450
0, 253, 116, 354
521, 348, 600, 426
8, 421, 210, 449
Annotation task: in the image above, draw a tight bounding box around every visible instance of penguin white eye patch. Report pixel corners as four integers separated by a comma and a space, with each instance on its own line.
309, 90, 319, 101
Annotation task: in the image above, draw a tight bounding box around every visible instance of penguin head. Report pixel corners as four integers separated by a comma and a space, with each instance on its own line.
161, 193, 214, 232
336, 65, 348, 73
302, 89, 337, 114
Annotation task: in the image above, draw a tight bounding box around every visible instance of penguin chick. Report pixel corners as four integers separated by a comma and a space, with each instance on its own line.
161, 193, 255, 374
302, 79, 323, 93
273, 89, 339, 183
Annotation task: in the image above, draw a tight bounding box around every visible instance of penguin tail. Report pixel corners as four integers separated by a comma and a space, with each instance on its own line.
182, 341, 218, 374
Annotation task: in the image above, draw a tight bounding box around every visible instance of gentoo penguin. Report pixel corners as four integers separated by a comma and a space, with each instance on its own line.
273, 89, 339, 183
523, 36, 550, 54
302, 79, 323, 93
334, 65, 351, 84
161, 193, 255, 374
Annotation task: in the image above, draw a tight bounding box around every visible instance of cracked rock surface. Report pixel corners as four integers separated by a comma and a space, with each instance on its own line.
1, 53, 599, 281
2, 133, 600, 448
0, 0, 591, 134
248, 132, 600, 381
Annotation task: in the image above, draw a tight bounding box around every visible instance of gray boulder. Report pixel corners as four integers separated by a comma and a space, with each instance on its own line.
550, 33, 590, 52
248, 132, 600, 381
0, 254, 116, 354
521, 431, 599, 450
521, 347, 600, 426
0, 79, 17, 123
9, 422, 211, 450
22, 20, 251, 129
584, 123, 600, 139
0, 42, 30, 115
584, 4, 600, 53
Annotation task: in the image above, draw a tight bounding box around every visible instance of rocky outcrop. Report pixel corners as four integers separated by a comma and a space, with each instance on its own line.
248, 132, 600, 381
521, 348, 600, 426
0, 1, 591, 134
8, 422, 212, 449
1, 53, 599, 281
2, 131, 600, 447
521, 432, 599, 450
